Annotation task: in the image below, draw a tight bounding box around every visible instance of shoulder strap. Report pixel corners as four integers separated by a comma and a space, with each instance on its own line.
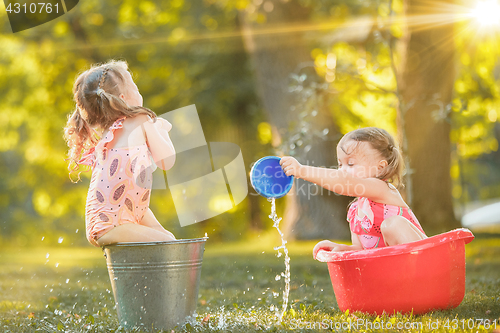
96, 117, 126, 151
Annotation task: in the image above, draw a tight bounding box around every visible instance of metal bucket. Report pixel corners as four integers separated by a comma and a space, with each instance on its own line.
103, 237, 207, 331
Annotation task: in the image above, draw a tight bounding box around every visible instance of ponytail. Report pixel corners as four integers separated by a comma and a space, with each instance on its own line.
97, 89, 154, 128
339, 127, 405, 188
378, 144, 404, 188
63, 108, 99, 182
65, 60, 157, 182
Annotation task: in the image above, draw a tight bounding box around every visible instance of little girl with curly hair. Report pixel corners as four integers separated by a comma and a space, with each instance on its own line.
64, 60, 176, 247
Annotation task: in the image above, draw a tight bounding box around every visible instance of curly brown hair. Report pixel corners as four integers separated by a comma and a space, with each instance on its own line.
64, 60, 157, 182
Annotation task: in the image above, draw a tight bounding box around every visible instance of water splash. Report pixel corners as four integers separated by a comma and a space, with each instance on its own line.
217, 305, 226, 330
268, 197, 290, 324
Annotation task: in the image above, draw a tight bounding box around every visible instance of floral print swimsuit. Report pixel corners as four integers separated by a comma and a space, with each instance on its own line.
347, 197, 425, 249
79, 117, 154, 247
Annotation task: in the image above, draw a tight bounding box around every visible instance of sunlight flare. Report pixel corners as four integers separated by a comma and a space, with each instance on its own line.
471, 0, 500, 27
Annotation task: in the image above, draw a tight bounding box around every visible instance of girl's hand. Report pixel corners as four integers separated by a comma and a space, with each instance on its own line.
313, 240, 350, 259
155, 118, 172, 132
142, 115, 176, 171
280, 156, 303, 178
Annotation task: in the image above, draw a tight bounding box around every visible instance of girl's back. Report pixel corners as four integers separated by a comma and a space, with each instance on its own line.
85, 116, 154, 246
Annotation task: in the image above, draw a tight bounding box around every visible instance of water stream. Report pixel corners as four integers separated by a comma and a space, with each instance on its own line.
268, 197, 290, 324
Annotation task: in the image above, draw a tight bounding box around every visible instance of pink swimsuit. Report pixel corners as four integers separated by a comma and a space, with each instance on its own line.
79, 117, 153, 247
347, 197, 425, 249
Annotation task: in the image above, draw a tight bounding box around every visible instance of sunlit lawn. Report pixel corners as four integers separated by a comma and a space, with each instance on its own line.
0, 233, 499, 332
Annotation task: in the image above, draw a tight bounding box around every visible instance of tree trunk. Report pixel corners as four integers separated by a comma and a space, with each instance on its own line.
399, 0, 460, 234
284, 104, 352, 240
240, 1, 351, 240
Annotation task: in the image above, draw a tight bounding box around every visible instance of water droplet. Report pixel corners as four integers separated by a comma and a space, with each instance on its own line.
66, 279, 70, 284
322, 128, 329, 135
41, 236, 45, 241
75, 229, 79, 233
46, 253, 50, 259
311, 110, 318, 117
55, 263, 59, 267
58, 237, 64, 244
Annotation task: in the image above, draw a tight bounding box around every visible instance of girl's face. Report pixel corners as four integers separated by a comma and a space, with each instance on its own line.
120, 70, 143, 107
336, 140, 387, 179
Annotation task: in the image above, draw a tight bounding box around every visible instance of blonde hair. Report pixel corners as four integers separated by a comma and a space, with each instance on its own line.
64, 60, 156, 182
338, 127, 404, 187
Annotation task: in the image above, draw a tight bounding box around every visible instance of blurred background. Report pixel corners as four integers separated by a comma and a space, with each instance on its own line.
1, 0, 499, 248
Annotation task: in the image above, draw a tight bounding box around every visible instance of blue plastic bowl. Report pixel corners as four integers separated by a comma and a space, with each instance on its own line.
250, 156, 294, 199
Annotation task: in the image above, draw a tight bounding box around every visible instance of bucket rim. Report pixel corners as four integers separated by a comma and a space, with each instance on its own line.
102, 236, 208, 249
316, 228, 474, 263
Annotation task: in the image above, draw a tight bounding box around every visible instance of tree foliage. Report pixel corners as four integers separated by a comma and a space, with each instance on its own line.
451, 19, 500, 203
0, 0, 266, 247
0, 0, 499, 247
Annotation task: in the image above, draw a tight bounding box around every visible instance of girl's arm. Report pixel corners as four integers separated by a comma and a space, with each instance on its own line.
154, 118, 173, 143
312, 231, 364, 259
280, 156, 389, 201
142, 116, 176, 171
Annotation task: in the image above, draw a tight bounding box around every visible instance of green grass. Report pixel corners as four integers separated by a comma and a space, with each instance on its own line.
0, 233, 499, 332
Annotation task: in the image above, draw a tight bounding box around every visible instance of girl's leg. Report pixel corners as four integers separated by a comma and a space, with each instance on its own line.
96, 223, 175, 247
140, 208, 176, 239
381, 216, 427, 246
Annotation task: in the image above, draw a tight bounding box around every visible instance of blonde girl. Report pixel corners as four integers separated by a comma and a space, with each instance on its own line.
280, 127, 427, 257
64, 60, 176, 247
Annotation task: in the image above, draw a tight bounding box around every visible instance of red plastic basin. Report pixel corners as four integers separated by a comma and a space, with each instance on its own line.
316, 228, 474, 315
